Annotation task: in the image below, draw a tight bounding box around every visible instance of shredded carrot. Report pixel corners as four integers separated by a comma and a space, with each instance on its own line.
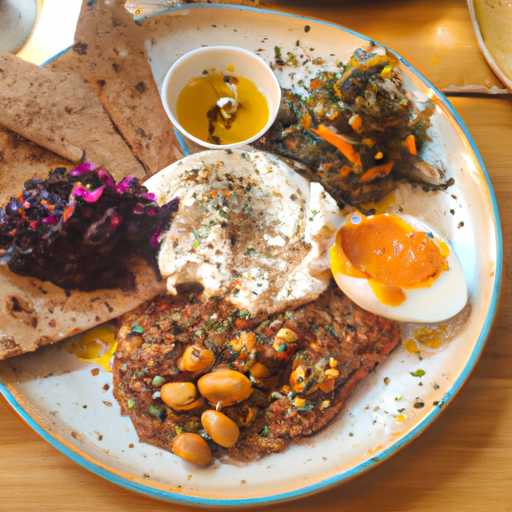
299, 112, 312, 130
360, 160, 395, 183
318, 378, 335, 394
285, 137, 297, 151
62, 204, 74, 221
333, 69, 353, 98
309, 77, 322, 90
311, 124, 361, 167
406, 134, 417, 155
339, 165, 352, 178
348, 114, 362, 132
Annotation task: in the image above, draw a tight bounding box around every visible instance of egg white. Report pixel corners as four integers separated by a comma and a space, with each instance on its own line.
331, 214, 468, 323
145, 149, 344, 316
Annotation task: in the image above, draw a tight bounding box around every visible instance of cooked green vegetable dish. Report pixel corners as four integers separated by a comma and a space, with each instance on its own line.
258, 47, 450, 205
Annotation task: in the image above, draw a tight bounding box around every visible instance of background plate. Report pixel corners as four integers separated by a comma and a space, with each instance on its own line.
468, 0, 512, 93
0, 4, 502, 507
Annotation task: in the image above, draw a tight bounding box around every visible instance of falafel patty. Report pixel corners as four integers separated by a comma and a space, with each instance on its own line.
113, 285, 401, 463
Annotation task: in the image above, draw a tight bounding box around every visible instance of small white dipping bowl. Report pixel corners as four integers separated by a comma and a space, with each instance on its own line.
160, 45, 282, 150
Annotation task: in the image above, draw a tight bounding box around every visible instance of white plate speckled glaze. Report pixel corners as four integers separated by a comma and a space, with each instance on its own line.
0, 4, 502, 507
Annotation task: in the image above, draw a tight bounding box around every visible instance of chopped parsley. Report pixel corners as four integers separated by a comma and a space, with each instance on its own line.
259, 425, 270, 437
309, 209, 320, 221
286, 52, 298, 66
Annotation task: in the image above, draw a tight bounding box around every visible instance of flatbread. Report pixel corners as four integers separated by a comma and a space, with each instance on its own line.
0, 2, 185, 360
0, 127, 166, 359
0, 127, 166, 361
0, 125, 74, 200
0, 52, 146, 180
47, 0, 182, 176
0, 258, 165, 360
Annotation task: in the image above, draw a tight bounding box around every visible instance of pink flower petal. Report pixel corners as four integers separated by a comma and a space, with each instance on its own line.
72, 184, 105, 203
41, 215, 59, 225
69, 162, 98, 176
98, 168, 115, 187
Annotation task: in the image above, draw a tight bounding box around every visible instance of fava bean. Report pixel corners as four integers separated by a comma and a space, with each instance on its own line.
172, 433, 211, 466
198, 369, 252, 408
178, 345, 214, 374
177, 396, 205, 411
201, 410, 240, 448
224, 403, 258, 427
160, 382, 197, 410
250, 362, 270, 379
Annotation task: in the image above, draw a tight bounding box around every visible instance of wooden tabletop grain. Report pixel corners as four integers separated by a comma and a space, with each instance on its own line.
1, 0, 512, 510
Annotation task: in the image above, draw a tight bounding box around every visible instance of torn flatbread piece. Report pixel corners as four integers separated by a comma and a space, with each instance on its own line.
0, 125, 74, 200
0, 52, 145, 180
0, 258, 165, 360
47, 0, 182, 176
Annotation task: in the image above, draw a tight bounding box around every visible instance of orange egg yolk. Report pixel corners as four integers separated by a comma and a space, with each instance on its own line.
330, 212, 449, 306
67, 325, 117, 372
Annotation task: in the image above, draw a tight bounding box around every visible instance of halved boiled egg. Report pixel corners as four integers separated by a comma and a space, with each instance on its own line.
330, 211, 468, 322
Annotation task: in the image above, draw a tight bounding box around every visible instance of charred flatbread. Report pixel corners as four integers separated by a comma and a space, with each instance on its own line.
47, 0, 182, 176
0, 52, 145, 180
0, 258, 165, 360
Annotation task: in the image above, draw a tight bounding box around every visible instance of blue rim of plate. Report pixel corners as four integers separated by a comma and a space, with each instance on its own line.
0, 3, 503, 507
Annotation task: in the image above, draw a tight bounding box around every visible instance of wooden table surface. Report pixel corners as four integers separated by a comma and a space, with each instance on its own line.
1, 0, 512, 510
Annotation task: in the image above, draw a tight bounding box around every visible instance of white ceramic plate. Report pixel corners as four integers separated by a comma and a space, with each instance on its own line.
0, 4, 502, 507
